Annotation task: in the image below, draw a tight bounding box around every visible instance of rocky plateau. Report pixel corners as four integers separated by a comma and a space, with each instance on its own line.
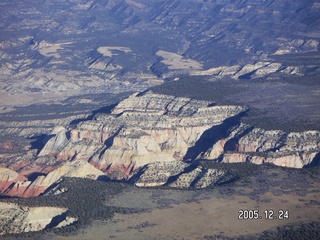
0, 91, 319, 199
0, 0, 320, 237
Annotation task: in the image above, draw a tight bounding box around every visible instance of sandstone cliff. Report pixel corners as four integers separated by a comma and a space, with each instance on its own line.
3, 160, 104, 198
0, 91, 319, 198
0, 168, 27, 193
40, 91, 247, 179
218, 129, 320, 168
36, 91, 320, 179
38, 126, 69, 157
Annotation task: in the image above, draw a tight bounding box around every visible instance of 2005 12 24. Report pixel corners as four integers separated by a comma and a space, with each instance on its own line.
238, 209, 289, 220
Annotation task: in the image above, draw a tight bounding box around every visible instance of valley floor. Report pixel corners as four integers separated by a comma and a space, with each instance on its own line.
44, 164, 320, 240
50, 188, 320, 240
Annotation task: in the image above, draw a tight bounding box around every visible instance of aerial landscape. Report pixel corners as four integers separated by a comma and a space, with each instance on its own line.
0, 0, 319, 239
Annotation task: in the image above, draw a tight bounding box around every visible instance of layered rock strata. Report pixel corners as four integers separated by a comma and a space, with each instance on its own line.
0, 91, 319, 198
191, 61, 300, 80
2, 160, 104, 198
215, 127, 320, 168
0, 168, 27, 193
41, 91, 246, 179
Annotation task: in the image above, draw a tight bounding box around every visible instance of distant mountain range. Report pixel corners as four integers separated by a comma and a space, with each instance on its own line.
0, 0, 319, 97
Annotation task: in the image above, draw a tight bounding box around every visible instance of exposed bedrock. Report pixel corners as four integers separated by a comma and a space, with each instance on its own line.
41, 91, 247, 180
38, 126, 69, 157
132, 161, 236, 189
0, 91, 319, 197
0, 168, 27, 193
1, 160, 104, 198
219, 129, 320, 168
37, 91, 320, 176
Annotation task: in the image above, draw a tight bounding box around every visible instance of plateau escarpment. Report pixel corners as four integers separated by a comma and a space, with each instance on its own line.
0, 91, 318, 199
0, 0, 319, 237
218, 127, 320, 168
41, 91, 246, 180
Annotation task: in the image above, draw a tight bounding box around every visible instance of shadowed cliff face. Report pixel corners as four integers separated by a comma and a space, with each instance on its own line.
0, 0, 319, 99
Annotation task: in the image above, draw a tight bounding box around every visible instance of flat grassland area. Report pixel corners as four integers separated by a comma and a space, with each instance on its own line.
52, 189, 319, 240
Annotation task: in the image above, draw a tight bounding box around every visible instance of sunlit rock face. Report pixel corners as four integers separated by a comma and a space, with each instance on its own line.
42, 91, 247, 179
1, 160, 104, 198
0, 91, 319, 198
1, 91, 246, 196
218, 129, 320, 168
0, 168, 27, 193
38, 91, 320, 180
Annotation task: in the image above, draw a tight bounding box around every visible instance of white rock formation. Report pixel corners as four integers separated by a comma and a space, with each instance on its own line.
38, 91, 246, 179
0, 202, 77, 235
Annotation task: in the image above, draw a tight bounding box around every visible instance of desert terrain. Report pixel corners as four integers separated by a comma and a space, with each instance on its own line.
0, 0, 319, 239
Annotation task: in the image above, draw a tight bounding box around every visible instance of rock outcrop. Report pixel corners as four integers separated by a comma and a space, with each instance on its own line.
133, 161, 189, 187
34, 91, 320, 182
0, 202, 77, 235
2, 160, 104, 198
192, 61, 300, 80
1, 91, 319, 198
219, 129, 320, 168
40, 91, 247, 179
38, 126, 69, 157
0, 168, 27, 193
